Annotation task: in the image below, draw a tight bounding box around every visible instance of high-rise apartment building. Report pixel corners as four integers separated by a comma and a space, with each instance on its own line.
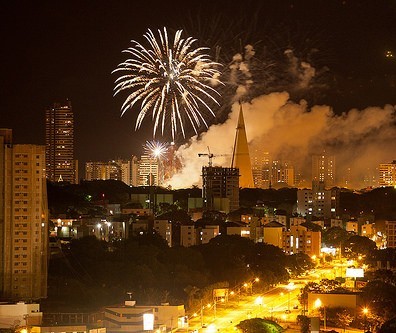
297, 181, 340, 219
312, 152, 335, 188
139, 155, 159, 186
202, 166, 239, 213
379, 161, 396, 187
0, 129, 48, 301
85, 156, 140, 186
271, 160, 295, 188
251, 149, 271, 189
45, 101, 77, 183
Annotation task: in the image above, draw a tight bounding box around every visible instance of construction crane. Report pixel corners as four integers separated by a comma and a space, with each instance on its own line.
198, 146, 229, 167
198, 146, 214, 167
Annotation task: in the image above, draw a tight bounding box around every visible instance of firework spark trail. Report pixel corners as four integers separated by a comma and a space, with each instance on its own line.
113, 27, 223, 140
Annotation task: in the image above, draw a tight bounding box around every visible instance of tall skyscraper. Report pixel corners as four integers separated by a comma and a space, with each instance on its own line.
45, 100, 77, 183
231, 103, 254, 188
312, 152, 335, 188
0, 129, 48, 301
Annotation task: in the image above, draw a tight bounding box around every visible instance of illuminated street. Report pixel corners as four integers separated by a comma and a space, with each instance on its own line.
186, 282, 304, 333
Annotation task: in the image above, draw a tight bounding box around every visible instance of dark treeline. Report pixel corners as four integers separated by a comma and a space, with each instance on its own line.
43, 234, 313, 312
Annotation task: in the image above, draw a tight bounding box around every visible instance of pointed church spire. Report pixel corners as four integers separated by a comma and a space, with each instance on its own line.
231, 101, 254, 188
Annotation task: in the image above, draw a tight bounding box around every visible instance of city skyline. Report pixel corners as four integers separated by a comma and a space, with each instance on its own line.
1, 1, 396, 189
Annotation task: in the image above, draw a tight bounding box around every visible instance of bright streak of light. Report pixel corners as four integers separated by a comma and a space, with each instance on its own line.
144, 140, 168, 159
113, 27, 223, 139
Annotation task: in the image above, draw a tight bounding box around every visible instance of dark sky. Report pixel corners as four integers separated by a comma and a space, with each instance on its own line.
1, 0, 396, 167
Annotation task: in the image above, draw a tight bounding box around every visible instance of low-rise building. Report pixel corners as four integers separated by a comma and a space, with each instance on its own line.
103, 301, 185, 333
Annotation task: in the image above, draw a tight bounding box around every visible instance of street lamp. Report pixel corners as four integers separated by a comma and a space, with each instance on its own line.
286, 282, 295, 312
314, 298, 326, 330
362, 307, 369, 332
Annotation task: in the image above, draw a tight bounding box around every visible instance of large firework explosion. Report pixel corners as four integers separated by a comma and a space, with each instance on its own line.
113, 27, 223, 140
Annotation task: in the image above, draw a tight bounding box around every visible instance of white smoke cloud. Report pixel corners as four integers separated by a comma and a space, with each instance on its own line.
167, 92, 396, 189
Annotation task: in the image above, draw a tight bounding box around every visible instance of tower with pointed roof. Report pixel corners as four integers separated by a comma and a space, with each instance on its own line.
231, 102, 254, 188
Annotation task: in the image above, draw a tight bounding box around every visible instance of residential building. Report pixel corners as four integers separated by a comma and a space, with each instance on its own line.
198, 225, 219, 244
226, 223, 251, 238
153, 220, 172, 247
251, 149, 270, 189
139, 154, 159, 186
379, 161, 396, 187
297, 181, 339, 219
361, 223, 375, 238
312, 152, 335, 188
262, 214, 287, 226
180, 225, 196, 247
330, 219, 343, 228
263, 221, 284, 248
282, 225, 321, 257
45, 101, 77, 183
0, 129, 48, 300
385, 220, 396, 248
202, 166, 239, 213
290, 217, 306, 227
346, 221, 358, 234
85, 156, 140, 186
271, 160, 295, 188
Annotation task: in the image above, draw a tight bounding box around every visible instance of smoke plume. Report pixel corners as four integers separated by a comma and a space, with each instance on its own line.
167, 92, 396, 189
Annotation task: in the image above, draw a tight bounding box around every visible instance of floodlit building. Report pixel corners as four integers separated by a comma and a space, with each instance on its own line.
379, 161, 396, 187
0, 129, 48, 301
45, 100, 77, 183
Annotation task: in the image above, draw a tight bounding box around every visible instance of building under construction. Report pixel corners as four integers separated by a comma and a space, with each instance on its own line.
202, 166, 239, 213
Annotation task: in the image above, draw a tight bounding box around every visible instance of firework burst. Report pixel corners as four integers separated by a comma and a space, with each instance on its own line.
113, 27, 223, 140
144, 140, 169, 160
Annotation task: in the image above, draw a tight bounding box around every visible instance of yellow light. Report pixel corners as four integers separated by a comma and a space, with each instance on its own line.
311, 255, 317, 260
363, 307, 369, 315
255, 277, 259, 282
230, 291, 235, 295
314, 298, 322, 308
243, 283, 248, 288
20, 329, 28, 333
255, 296, 263, 306
207, 303, 211, 308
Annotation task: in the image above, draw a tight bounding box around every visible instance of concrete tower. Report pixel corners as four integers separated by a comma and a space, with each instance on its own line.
0, 129, 48, 301
231, 103, 254, 188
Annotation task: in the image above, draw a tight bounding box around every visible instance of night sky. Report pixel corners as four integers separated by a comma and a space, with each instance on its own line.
1, 0, 396, 170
